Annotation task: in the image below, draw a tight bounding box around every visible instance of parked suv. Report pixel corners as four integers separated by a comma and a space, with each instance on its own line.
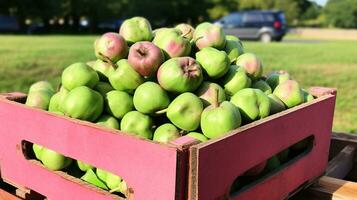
0, 16, 20, 33
215, 10, 287, 42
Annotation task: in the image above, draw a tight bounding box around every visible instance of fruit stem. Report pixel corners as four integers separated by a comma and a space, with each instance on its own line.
181, 29, 192, 38
109, 187, 120, 193
213, 88, 219, 108
179, 130, 187, 136
56, 83, 62, 92
193, 36, 204, 43
155, 108, 167, 115
99, 53, 117, 69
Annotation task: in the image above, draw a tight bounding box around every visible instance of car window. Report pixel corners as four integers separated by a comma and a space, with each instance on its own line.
243, 13, 264, 23
264, 14, 275, 23
222, 13, 243, 26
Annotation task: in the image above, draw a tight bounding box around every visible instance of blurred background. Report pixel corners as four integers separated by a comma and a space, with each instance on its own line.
0, 0, 356, 133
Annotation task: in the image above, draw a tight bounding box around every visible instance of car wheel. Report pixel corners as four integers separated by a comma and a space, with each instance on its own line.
260, 33, 272, 43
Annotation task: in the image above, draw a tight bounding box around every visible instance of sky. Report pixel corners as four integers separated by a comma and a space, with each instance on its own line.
312, 0, 328, 6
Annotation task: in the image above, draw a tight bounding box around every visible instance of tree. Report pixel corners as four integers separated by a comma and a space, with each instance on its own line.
324, 0, 357, 28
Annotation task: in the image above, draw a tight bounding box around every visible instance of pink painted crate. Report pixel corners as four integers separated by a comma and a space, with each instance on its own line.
0, 87, 336, 200
0, 92, 196, 200
188, 87, 336, 200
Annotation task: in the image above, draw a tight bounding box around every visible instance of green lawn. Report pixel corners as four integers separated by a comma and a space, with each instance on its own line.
0, 35, 356, 133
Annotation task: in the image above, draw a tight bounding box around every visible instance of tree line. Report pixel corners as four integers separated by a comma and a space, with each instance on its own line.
0, 0, 356, 31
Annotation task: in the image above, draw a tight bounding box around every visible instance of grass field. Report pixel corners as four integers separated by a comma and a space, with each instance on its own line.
0, 35, 356, 133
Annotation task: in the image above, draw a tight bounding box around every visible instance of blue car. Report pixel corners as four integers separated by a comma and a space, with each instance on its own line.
215, 10, 287, 42
97, 19, 123, 32
0, 16, 20, 32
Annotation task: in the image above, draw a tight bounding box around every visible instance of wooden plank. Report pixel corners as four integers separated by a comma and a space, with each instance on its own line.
331, 132, 357, 148
313, 176, 357, 200
0, 188, 22, 200
170, 136, 200, 200
189, 93, 336, 199
329, 132, 357, 160
326, 146, 355, 179
2, 179, 30, 194
291, 176, 357, 200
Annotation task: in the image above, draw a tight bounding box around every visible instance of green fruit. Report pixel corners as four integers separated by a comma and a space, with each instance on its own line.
41, 148, 71, 171
201, 101, 241, 139
252, 80, 272, 95
277, 149, 290, 163
153, 123, 180, 144
91, 59, 116, 81
94, 82, 114, 96
105, 172, 122, 191
29, 81, 54, 93
175, 23, 195, 40
105, 90, 134, 119
230, 88, 270, 123
186, 132, 208, 142
167, 93, 203, 131
96, 168, 109, 182
133, 82, 170, 114
266, 71, 290, 90
152, 28, 191, 58
109, 59, 144, 93
224, 35, 244, 63
65, 158, 72, 168
81, 169, 108, 190
61, 62, 99, 90
119, 17, 153, 44
120, 111, 153, 139
226, 35, 243, 45
196, 81, 226, 107
33, 143, 43, 160
48, 88, 69, 112
193, 22, 226, 50
302, 89, 314, 102
77, 160, 94, 172
153, 28, 173, 37
220, 65, 251, 96
62, 86, 103, 121
273, 80, 304, 108
265, 156, 281, 171
268, 94, 286, 115
51, 111, 65, 115
236, 53, 263, 81
157, 57, 203, 93
96, 115, 120, 129
26, 90, 53, 110
196, 47, 230, 79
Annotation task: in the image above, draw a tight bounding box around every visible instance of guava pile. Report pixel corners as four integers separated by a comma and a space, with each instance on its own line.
25, 16, 314, 195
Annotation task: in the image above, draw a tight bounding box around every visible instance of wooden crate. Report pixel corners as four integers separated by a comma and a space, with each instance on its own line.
0, 87, 336, 200
188, 87, 336, 200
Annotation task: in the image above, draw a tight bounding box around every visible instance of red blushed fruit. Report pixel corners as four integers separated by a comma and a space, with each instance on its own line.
128, 41, 164, 78
244, 161, 267, 176
95, 32, 128, 63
